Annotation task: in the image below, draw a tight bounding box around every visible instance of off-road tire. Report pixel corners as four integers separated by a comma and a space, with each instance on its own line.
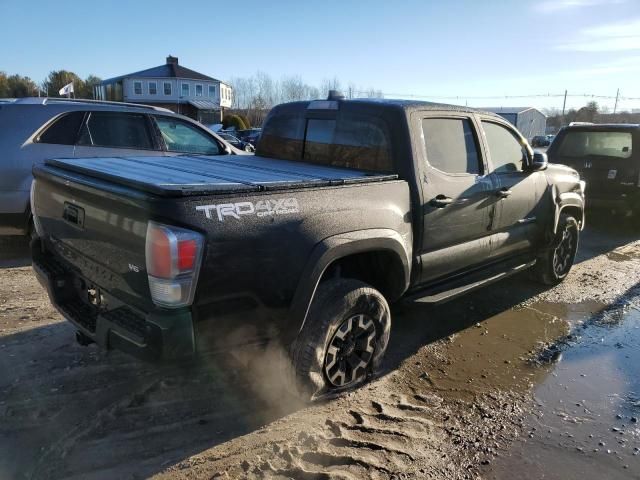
532, 214, 579, 285
290, 278, 391, 400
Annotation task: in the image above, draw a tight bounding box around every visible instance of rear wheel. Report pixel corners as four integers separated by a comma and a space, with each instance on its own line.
290, 278, 391, 399
532, 214, 579, 285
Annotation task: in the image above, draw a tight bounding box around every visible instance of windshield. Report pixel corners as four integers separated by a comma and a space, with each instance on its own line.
557, 130, 633, 159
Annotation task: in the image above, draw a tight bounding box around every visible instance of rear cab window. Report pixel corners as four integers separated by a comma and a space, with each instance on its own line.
256, 105, 394, 173
556, 130, 633, 159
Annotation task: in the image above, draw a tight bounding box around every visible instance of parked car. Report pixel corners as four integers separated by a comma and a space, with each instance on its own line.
31, 95, 585, 398
547, 123, 639, 214
218, 132, 255, 152
0, 97, 247, 237
236, 128, 262, 146
531, 135, 554, 147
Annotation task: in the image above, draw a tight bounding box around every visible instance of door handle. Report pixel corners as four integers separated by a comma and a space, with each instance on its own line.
431, 195, 453, 208
496, 188, 513, 198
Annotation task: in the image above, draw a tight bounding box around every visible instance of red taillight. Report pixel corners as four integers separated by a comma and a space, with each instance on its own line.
145, 222, 204, 308
147, 225, 173, 278
178, 239, 197, 271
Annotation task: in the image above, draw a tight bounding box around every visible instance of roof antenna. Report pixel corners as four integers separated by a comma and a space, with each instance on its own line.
327, 90, 345, 101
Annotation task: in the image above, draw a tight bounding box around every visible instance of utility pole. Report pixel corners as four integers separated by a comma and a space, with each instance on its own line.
613, 88, 620, 114
561, 89, 567, 116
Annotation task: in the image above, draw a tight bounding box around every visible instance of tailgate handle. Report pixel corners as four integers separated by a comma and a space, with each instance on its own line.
63, 203, 85, 228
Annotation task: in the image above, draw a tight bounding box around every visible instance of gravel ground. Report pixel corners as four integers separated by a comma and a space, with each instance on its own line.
0, 213, 638, 480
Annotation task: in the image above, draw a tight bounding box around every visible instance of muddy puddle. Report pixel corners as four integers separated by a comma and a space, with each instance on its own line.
488, 293, 640, 480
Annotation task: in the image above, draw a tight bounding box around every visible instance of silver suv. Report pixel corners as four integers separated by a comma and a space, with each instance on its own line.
0, 97, 245, 236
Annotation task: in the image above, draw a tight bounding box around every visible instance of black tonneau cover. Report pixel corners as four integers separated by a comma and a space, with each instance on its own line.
43, 155, 398, 197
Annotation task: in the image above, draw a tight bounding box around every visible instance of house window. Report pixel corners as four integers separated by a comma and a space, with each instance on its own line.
133, 81, 142, 95
196, 84, 203, 96
208, 85, 216, 97
148, 82, 157, 95
181, 83, 189, 96
164, 82, 172, 95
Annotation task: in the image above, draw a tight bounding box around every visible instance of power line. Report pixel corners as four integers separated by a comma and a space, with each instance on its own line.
353, 91, 640, 101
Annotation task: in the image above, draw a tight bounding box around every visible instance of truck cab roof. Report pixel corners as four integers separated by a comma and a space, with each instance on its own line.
273, 97, 504, 119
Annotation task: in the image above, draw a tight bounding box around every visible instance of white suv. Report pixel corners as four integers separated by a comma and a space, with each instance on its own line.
0, 97, 245, 236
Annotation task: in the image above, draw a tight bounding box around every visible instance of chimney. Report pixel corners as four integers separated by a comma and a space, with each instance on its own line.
166, 55, 178, 65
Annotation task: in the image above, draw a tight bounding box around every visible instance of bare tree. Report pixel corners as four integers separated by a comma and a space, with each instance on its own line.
319, 77, 342, 99
226, 72, 382, 126
281, 76, 307, 102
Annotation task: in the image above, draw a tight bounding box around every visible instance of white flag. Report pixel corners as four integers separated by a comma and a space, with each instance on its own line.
58, 82, 74, 96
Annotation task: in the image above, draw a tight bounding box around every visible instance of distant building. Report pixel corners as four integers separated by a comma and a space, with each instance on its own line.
482, 107, 546, 140
94, 56, 232, 123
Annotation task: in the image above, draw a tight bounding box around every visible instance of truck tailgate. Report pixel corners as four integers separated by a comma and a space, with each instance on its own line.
32, 166, 153, 312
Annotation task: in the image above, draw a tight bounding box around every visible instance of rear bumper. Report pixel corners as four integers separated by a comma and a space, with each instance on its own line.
32, 238, 195, 361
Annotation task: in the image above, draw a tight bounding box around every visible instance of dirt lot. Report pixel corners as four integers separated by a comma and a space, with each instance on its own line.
1, 214, 639, 480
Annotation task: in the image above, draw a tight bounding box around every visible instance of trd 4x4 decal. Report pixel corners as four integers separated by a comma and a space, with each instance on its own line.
196, 198, 300, 222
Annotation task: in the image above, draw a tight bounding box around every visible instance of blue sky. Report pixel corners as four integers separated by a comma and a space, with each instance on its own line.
2, 0, 640, 111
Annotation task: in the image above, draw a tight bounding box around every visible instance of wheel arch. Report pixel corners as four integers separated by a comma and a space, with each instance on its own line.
553, 191, 585, 235
286, 229, 411, 343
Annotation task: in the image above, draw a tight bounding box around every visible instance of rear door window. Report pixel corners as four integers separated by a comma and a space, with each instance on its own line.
557, 131, 632, 159
422, 118, 481, 174
77, 112, 154, 149
37, 111, 85, 145
482, 121, 528, 173
153, 116, 221, 155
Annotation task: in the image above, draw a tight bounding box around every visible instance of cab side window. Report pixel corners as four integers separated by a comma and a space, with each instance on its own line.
482, 121, 527, 173
422, 118, 481, 174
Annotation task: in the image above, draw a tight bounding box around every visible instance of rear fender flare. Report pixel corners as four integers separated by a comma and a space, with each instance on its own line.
286, 229, 411, 343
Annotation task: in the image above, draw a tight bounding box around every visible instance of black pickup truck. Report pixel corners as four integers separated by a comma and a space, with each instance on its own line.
31, 94, 585, 397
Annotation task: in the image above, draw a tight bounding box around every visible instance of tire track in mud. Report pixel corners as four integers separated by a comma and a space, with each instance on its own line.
157, 378, 461, 479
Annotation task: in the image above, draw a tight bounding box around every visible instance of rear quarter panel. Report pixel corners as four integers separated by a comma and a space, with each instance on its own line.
186, 180, 412, 348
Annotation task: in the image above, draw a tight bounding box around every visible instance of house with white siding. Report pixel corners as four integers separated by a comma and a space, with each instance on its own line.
94, 56, 232, 123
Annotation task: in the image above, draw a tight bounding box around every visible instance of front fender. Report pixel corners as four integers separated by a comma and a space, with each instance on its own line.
552, 186, 586, 234
285, 228, 412, 343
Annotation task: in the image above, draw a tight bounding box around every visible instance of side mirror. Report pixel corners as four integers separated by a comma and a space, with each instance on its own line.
530, 151, 548, 171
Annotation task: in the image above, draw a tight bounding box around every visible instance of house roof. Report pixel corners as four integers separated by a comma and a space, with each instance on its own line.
101, 57, 222, 84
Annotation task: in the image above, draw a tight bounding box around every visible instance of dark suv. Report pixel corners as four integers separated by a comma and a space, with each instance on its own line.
548, 124, 639, 214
